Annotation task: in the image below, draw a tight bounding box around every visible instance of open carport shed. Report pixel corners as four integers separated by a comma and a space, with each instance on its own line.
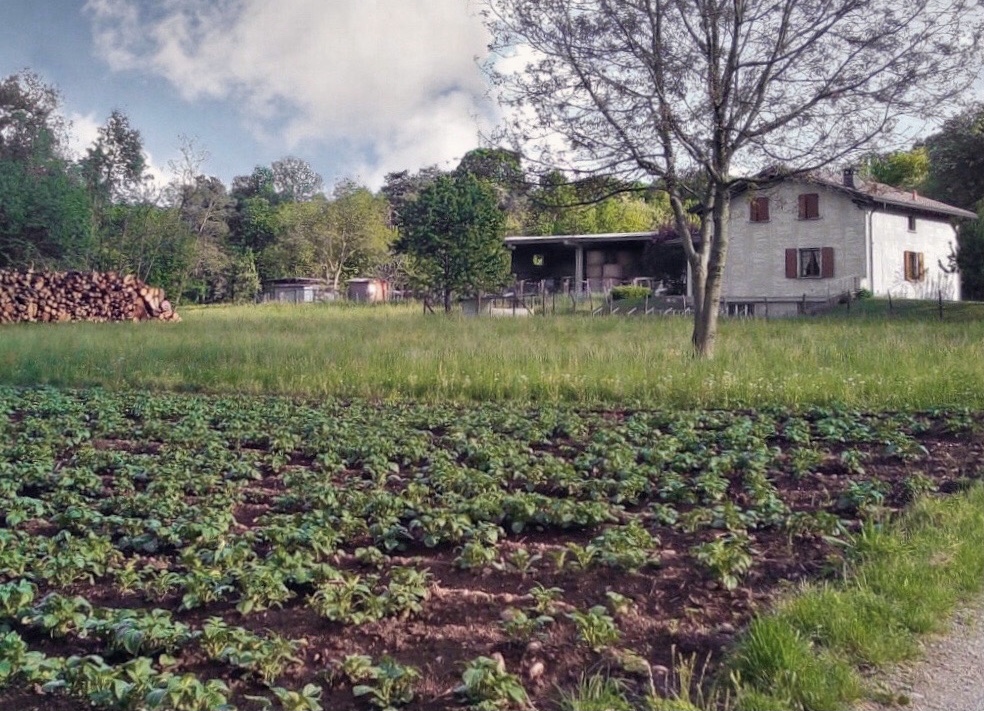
505, 231, 681, 294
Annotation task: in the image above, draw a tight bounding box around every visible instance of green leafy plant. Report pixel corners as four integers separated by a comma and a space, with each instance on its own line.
527, 584, 564, 615
0, 579, 36, 619
455, 540, 499, 570
144, 673, 235, 710
499, 607, 554, 644
494, 547, 542, 576
836, 479, 889, 517
691, 533, 754, 590
351, 655, 421, 710
610, 285, 651, 301
247, 684, 324, 711
456, 656, 531, 710
567, 605, 621, 651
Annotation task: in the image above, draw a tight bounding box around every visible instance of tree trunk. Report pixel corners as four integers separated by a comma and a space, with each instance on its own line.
692, 187, 731, 358
444, 287, 452, 313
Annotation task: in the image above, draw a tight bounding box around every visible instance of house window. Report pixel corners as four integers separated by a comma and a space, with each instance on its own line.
904, 251, 925, 282
799, 248, 822, 277
786, 247, 835, 279
798, 193, 820, 220
532, 254, 545, 267
907, 215, 917, 232
749, 197, 770, 222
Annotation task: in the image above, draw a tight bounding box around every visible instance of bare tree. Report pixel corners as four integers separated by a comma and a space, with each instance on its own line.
484, 0, 984, 356
272, 156, 324, 203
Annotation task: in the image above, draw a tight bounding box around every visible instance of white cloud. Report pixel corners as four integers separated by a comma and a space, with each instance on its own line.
83, 0, 497, 184
65, 111, 102, 160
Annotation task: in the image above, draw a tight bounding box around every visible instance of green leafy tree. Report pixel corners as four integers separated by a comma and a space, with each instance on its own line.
0, 158, 91, 269
956, 215, 984, 301
262, 181, 393, 290
80, 110, 148, 204
0, 71, 67, 163
924, 105, 984, 211
863, 147, 930, 192
100, 203, 196, 297
0, 72, 90, 269
454, 147, 529, 233
79, 110, 150, 269
224, 248, 261, 303
394, 173, 510, 312
380, 165, 445, 226
230, 166, 280, 257
523, 172, 666, 236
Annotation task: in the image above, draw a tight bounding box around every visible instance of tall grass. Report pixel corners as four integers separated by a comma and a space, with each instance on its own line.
727, 484, 984, 710
1, 300, 982, 408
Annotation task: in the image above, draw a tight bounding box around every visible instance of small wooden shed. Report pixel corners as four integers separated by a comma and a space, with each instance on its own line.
262, 278, 332, 303
346, 278, 389, 303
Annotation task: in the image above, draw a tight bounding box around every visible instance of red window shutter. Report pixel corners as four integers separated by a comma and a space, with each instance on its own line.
821, 247, 835, 278
903, 251, 912, 281
799, 193, 819, 219
785, 249, 798, 278
750, 197, 769, 222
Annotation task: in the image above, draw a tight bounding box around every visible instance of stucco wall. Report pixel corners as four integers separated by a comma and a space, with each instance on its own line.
723, 181, 866, 300
869, 211, 960, 301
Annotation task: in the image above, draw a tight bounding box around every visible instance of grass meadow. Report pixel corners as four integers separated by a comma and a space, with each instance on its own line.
1, 298, 983, 409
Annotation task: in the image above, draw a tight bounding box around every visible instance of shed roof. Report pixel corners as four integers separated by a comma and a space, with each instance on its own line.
505, 231, 668, 247
263, 277, 329, 286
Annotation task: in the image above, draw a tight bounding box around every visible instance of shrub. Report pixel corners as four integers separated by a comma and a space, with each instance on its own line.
610, 285, 651, 301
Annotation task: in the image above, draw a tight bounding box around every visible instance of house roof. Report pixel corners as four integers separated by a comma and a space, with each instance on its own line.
746, 171, 977, 220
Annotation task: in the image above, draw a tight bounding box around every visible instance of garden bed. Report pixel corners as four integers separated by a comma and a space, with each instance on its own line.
1, 388, 981, 710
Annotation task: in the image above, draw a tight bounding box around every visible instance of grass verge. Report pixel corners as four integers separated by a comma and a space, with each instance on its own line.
2, 300, 984, 408
724, 484, 984, 710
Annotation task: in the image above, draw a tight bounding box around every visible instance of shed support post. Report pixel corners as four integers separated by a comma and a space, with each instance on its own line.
575, 246, 585, 296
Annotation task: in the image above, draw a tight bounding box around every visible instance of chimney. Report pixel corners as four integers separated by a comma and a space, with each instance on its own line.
843, 167, 856, 189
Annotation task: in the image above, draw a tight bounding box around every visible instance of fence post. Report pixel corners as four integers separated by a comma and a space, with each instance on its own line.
939, 289, 944, 321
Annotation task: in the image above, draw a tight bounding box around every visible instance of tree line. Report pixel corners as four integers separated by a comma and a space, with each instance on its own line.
0, 71, 670, 306
4, 63, 984, 312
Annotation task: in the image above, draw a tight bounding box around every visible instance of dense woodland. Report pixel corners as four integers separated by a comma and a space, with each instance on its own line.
3, 70, 984, 304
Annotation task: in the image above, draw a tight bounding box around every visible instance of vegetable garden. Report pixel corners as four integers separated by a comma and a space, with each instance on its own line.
1, 387, 982, 709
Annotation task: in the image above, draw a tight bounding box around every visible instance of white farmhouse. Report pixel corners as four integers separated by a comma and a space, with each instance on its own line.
720, 170, 976, 316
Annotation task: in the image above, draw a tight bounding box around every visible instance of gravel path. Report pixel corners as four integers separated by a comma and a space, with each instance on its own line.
863, 598, 984, 711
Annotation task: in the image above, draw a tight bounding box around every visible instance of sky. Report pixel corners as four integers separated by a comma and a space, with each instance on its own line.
0, 0, 497, 190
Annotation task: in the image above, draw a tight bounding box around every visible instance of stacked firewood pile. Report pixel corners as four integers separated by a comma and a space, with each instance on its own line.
0, 270, 180, 324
